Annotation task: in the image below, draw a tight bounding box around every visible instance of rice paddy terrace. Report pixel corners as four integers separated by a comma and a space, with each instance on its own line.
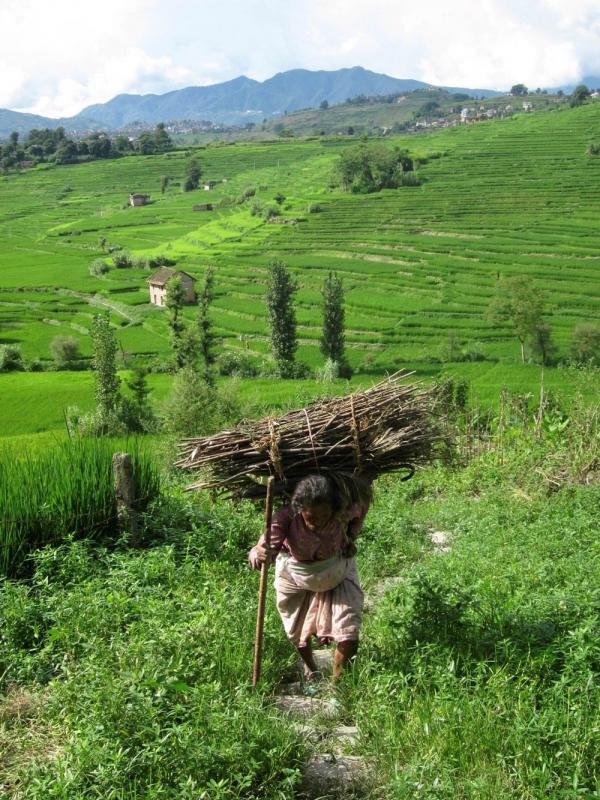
1, 102, 600, 429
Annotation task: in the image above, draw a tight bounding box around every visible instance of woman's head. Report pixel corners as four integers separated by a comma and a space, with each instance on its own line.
291, 475, 342, 518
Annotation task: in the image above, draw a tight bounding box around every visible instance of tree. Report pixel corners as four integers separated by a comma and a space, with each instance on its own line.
321, 271, 350, 376
529, 322, 556, 366
183, 158, 202, 191
50, 335, 80, 368
265, 259, 298, 376
160, 175, 170, 194
122, 367, 157, 432
570, 84, 590, 107
54, 140, 78, 164
320, 99, 329, 110
570, 323, 600, 364
91, 312, 121, 425
154, 122, 173, 152
334, 144, 414, 193
510, 84, 528, 96
487, 276, 545, 363
165, 276, 187, 369
197, 267, 217, 385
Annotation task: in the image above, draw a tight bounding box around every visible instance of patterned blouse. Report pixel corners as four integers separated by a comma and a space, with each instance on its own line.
254, 502, 369, 563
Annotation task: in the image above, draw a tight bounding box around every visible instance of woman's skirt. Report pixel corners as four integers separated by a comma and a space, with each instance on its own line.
274, 552, 363, 648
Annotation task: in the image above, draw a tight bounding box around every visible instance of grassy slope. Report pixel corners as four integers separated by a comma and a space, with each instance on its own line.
1, 103, 600, 434
1, 417, 599, 798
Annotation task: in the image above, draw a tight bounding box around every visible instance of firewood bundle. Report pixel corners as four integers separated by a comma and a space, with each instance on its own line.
175, 371, 445, 498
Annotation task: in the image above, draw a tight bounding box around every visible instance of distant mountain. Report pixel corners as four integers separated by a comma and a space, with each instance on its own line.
0, 107, 102, 138
548, 76, 600, 94
0, 66, 503, 137
75, 68, 434, 128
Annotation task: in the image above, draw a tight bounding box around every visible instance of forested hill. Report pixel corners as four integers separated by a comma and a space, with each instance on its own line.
0, 66, 500, 136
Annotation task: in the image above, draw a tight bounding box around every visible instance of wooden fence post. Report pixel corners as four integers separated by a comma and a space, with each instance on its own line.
112, 452, 140, 545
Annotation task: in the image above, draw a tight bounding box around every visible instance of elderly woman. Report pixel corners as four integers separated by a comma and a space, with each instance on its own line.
249, 474, 372, 681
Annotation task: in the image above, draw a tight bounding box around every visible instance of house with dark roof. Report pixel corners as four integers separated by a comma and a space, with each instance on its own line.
147, 267, 196, 306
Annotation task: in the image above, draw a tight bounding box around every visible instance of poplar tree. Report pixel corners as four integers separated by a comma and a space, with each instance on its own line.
197, 267, 217, 385
91, 312, 121, 425
165, 276, 187, 369
265, 259, 298, 377
321, 271, 346, 365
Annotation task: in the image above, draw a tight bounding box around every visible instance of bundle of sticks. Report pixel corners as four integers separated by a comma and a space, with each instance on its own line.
175, 371, 445, 498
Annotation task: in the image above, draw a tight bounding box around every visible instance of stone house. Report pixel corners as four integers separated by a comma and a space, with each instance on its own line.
129, 193, 150, 207
147, 267, 196, 306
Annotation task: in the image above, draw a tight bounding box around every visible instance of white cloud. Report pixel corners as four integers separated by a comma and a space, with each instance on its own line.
1, 0, 600, 117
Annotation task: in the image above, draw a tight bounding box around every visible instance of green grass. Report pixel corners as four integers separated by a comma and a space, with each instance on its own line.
1, 399, 600, 797
0, 437, 161, 576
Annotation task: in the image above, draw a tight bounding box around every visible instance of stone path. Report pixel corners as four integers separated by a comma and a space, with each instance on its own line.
273, 647, 368, 798
272, 529, 452, 798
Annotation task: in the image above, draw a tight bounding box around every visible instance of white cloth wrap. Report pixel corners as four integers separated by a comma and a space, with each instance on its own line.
274, 552, 363, 648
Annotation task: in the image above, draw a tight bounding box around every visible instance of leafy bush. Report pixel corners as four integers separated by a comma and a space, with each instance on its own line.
333, 143, 415, 193
50, 335, 81, 368
236, 186, 256, 203
217, 351, 260, 377
307, 203, 322, 213
0, 345, 24, 372
112, 251, 133, 269
161, 368, 243, 436
89, 258, 109, 276
250, 200, 280, 219
147, 253, 176, 268
398, 170, 421, 186
587, 142, 600, 156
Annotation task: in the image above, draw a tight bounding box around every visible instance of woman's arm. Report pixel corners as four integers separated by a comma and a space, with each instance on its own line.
248, 505, 292, 569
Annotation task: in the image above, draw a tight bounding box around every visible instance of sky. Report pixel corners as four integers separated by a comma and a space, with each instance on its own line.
2, 0, 600, 118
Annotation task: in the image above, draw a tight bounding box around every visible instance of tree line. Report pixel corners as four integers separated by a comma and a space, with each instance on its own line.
0, 123, 174, 171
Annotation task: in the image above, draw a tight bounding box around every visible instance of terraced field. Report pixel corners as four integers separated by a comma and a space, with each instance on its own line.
1, 103, 600, 432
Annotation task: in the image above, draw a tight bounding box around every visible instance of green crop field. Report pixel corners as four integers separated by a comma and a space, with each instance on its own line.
2, 102, 600, 435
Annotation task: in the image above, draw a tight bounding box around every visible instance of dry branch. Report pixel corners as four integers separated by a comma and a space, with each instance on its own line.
174, 371, 446, 497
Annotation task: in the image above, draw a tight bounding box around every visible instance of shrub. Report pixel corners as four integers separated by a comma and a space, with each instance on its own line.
308, 203, 322, 213
587, 142, 600, 156
50, 335, 81, 368
399, 170, 421, 187
112, 251, 133, 268
147, 253, 176, 268
0, 345, 24, 372
217, 351, 260, 377
316, 357, 339, 383
570, 322, 600, 364
26, 357, 45, 372
333, 143, 415, 193
236, 186, 256, 203
89, 258, 109, 276
161, 368, 243, 436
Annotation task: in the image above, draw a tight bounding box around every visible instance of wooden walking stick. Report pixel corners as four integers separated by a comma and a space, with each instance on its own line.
252, 476, 275, 688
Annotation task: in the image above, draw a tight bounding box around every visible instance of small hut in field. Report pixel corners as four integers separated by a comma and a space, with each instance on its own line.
147, 267, 196, 306
129, 192, 150, 207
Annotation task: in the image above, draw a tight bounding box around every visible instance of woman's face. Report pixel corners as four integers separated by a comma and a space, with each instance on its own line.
301, 502, 334, 531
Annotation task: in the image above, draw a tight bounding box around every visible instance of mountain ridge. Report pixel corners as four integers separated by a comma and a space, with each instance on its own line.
0, 66, 503, 137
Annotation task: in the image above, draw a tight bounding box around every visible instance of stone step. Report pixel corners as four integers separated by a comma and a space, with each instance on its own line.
429, 529, 452, 553
330, 724, 359, 747
301, 754, 368, 797
274, 695, 340, 719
